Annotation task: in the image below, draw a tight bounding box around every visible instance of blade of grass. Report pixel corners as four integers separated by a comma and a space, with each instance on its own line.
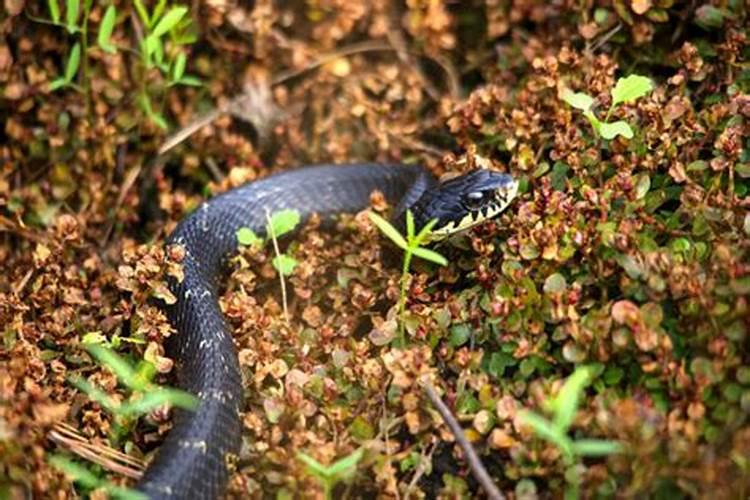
97, 5, 117, 54
551, 367, 591, 432
368, 212, 407, 250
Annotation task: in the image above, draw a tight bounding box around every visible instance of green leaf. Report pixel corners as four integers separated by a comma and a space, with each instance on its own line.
551, 367, 591, 432
81, 331, 108, 345
368, 211, 407, 250
413, 217, 439, 246
583, 110, 603, 136
152, 0, 167, 28
151, 113, 168, 130
144, 34, 161, 58
49, 455, 148, 500
132, 0, 150, 28
695, 5, 725, 30
405, 209, 415, 239
153, 35, 165, 66
176, 75, 202, 87
48, 0, 61, 23
518, 410, 573, 459
272, 254, 298, 276
561, 90, 594, 111
268, 209, 301, 238
326, 448, 364, 479
64, 42, 81, 83
570, 439, 624, 456
97, 5, 117, 54
49, 77, 69, 91
172, 52, 186, 81
598, 120, 633, 140
118, 388, 198, 416
139, 93, 168, 129
151, 6, 188, 38
611, 75, 654, 108
69, 376, 117, 413
65, 0, 80, 33
634, 174, 651, 199
84, 344, 141, 389
236, 227, 263, 247
298, 453, 330, 478
48, 455, 102, 490
411, 247, 448, 266
449, 323, 471, 347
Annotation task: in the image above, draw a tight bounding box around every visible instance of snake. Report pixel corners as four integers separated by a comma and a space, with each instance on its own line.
136, 163, 519, 499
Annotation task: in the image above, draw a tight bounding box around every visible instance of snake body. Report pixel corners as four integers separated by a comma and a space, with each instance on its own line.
137, 164, 517, 499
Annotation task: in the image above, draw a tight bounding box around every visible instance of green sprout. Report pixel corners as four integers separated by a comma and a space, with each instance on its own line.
71, 343, 197, 437
236, 209, 302, 320
518, 366, 624, 500
39, 1, 201, 128
236, 208, 302, 277
368, 210, 448, 346
55, 343, 198, 499
562, 74, 654, 140
48, 455, 146, 500
297, 448, 364, 500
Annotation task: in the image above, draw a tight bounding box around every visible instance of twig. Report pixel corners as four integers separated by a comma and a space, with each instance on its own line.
49, 422, 145, 480
264, 208, 289, 323
421, 380, 505, 500
403, 441, 437, 499
589, 23, 623, 54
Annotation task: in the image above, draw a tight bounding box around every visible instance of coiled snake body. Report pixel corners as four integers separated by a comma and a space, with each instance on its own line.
137, 164, 518, 499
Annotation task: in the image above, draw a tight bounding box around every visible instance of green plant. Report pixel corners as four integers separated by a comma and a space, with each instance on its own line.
297, 448, 364, 500
367, 210, 448, 346
34, 0, 94, 94
132, 1, 201, 128
37, 1, 201, 128
236, 209, 302, 320
562, 74, 654, 140
518, 366, 624, 500
48, 455, 146, 500
71, 343, 198, 440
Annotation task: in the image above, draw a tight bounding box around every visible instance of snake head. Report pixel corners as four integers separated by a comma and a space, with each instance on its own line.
413, 169, 518, 240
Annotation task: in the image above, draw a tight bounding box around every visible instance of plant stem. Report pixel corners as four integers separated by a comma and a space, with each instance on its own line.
80, 2, 91, 116
397, 250, 413, 347
265, 209, 290, 323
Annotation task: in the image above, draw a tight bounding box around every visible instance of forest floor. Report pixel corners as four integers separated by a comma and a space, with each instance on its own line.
1, 1, 749, 499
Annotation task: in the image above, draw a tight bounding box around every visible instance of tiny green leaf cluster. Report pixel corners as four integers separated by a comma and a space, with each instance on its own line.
562, 74, 653, 140
236, 209, 302, 276
368, 210, 448, 345
519, 366, 624, 499
297, 448, 364, 500
71, 343, 198, 419
41, 1, 201, 128
48, 455, 146, 500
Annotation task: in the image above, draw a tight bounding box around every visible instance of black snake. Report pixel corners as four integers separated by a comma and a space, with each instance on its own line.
137, 163, 518, 499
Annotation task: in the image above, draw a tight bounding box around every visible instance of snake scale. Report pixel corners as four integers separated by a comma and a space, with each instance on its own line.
136, 163, 518, 499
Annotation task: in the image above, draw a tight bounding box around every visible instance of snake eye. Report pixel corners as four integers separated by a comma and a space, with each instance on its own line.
464, 191, 485, 208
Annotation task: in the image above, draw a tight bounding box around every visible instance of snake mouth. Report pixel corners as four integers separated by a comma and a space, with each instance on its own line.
429, 173, 519, 238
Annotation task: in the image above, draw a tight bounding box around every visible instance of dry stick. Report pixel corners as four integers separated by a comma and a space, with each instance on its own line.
421, 380, 505, 500
49, 424, 145, 479
264, 208, 289, 323
53, 423, 146, 469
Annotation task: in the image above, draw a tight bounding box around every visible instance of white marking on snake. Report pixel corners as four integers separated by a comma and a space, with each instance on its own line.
179, 440, 208, 453
201, 203, 211, 231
